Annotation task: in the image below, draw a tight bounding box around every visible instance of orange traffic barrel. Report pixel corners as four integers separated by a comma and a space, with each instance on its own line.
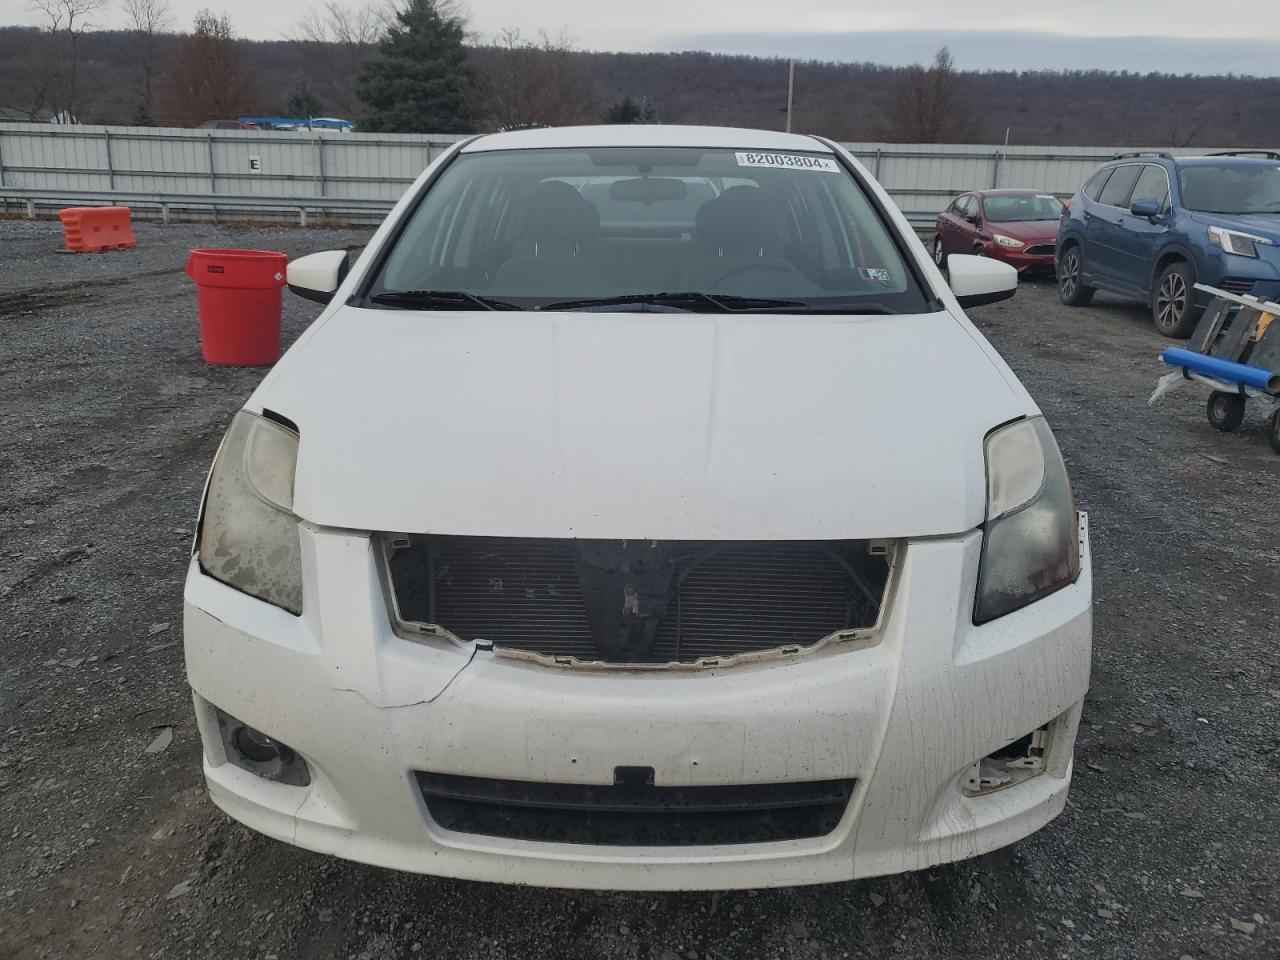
59, 206, 137, 253
185, 249, 288, 366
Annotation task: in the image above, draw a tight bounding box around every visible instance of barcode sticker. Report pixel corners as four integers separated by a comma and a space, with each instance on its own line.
735, 152, 840, 173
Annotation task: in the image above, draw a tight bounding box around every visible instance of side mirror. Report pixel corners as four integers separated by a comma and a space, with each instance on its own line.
1130, 198, 1162, 220
947, 254, 1018, 309
287, 250, 350, 304
965, 214, 981, 225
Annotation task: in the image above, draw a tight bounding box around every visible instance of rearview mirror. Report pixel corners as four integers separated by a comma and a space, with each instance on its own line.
1130, 198, 1162, 220
287, 250, 349, 304
609, 178, 688, 202
947, 254, 1017, 309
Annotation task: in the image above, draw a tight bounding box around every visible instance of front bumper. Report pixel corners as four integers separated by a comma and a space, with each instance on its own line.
1196, 247, 1280, 306
184, 521, 1092, 890
984, 244, 1057, 273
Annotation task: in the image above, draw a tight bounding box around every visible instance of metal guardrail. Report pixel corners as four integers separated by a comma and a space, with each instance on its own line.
0, 185, 941, 229
0, 187, 396, 225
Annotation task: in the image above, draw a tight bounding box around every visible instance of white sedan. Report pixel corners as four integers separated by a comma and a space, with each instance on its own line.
185, 124, 1091, 890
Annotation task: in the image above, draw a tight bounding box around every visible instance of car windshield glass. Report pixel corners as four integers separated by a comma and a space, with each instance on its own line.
366, 147, 934, 314
983, 194, 1063, 222
1179, 162, 1280, 214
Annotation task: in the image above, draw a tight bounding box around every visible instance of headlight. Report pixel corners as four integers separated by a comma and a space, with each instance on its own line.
1207, 225, 1273, 258
974, 417, 1080, 624
994, 234, 1024, 249
198, 411, 303, 614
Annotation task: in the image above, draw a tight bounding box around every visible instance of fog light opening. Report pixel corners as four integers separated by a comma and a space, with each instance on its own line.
963, 725, 1049, 797
214, 708, 311, 787
235, 726, 282, 763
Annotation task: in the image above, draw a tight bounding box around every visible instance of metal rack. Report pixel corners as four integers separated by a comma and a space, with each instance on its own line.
1150, 284, 1280, 453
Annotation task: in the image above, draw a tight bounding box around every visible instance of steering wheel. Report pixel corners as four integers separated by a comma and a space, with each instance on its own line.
701, 261, 805, 290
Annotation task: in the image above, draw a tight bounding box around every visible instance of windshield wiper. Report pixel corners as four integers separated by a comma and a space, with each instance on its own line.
539, 292, 807, 312
371, 289, 896, 315
369, 290, 519, 311
771, 300, 895, 315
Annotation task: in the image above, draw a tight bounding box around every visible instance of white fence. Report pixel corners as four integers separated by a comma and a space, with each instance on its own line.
0, 123, 468, 200
0, 122, 1253, 224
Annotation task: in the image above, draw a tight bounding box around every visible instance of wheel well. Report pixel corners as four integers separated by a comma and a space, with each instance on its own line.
1057, 238, 1079, 264
1153, 251, 1189, 281
1150, 252, 1193, 301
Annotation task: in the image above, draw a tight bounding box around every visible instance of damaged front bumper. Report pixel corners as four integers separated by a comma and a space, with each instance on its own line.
183, 520, 1092, 890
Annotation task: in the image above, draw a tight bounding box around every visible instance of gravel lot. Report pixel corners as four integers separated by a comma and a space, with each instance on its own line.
1, 219, 1276, 960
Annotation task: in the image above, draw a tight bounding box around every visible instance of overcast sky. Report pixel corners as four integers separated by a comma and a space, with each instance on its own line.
2, 0, 1278, 74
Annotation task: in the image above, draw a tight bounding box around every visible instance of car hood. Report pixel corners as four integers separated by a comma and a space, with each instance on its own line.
987, 219, 1060, 242
1190, 211, 1280, 241
251, 308, 1028, 540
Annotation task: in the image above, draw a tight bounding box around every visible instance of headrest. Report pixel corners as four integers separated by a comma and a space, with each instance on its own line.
695, 186, 779, 254
522, 180, 600, 244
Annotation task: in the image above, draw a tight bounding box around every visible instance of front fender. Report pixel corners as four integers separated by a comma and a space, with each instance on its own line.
1055, 228, 1085, 265
1149, 240, 1204, 300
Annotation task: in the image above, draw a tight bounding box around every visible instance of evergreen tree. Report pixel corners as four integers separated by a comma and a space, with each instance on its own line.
286, 74, 322, 119
356, 0, 475, 133
130, 100, 155, 126
603, 95, 657, 124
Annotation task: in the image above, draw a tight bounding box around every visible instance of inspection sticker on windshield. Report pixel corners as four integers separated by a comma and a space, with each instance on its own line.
735, 152, 840, 172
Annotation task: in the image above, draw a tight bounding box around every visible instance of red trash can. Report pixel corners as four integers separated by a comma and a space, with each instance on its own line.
186, 249, 289, 366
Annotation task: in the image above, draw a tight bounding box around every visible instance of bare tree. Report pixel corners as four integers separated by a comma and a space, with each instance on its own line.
293, 0, 388, 46
478, 28, 595, 129
120, 0, 172, 122
158, 10, 256, 127
289, 0, 390, 116
28, 0, 107, 122
1167, 104, 1215, 148
885, 47, 974, 143
0, 30, 57, 119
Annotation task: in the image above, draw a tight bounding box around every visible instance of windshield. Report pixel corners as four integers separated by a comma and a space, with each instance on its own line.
982, 194, 1063, 222
366, 147, 933, 313
1179, 162, 1280, 214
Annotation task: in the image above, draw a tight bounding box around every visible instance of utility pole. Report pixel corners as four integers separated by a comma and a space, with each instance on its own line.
785, 61, 795, 133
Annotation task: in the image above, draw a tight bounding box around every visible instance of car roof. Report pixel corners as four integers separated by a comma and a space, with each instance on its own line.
1174, 155, 1280, 167
973, 188, 1056, 197
463, 125, 831, 153
1099, 154, 1278, 169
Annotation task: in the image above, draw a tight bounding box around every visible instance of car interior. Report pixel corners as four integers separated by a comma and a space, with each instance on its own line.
375, 149, 927, 308
982, 194, 1063, 222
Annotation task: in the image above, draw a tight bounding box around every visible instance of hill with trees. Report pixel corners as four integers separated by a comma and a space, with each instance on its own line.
1, 4, 1278, 146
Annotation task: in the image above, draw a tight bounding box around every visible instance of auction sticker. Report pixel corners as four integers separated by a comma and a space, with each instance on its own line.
735, 152, 840, 172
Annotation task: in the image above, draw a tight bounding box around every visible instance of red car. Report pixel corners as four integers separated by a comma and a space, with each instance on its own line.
933, 189, 1064, 275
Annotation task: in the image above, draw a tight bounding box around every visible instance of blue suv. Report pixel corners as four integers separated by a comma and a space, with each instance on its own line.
1057, 151, 1280, 337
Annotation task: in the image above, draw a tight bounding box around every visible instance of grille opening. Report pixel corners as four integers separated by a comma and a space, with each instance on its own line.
383, 536, 892, 665
416, 772, 855, 845
1219, 277, 1257, 297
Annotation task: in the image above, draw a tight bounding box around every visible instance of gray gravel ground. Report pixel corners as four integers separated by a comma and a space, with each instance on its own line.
1, 219, 1276, 960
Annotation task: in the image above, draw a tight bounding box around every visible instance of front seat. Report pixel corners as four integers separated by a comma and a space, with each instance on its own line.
492, 181, 602, 294
681, 185, 804, 292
